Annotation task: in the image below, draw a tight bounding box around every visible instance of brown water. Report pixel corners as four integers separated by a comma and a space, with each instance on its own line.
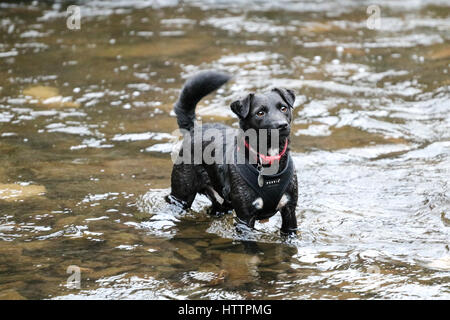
0, 0, 449, 300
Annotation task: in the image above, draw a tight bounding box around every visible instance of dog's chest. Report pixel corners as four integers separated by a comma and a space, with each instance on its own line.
230, 155, 294, 215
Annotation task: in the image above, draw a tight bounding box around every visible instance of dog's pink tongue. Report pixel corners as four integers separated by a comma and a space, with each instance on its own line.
246, 139, 288, 165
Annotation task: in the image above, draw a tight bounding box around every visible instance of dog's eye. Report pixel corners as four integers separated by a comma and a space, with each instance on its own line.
256, 110, 265, 117
280, 105, 288, 113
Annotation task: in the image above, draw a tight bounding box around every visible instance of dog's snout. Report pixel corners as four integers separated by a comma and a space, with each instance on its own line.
274, 121, 290, 136
277, 122, 288, 130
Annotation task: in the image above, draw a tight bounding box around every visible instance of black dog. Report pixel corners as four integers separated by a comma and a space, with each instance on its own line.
166, 70, 298, 237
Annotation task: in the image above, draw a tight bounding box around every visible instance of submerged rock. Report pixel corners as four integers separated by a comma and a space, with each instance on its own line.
207, 269, 228, 286
95, 38, 204, 59
23, 86, 59, 100
175, 242, 202, 260
194, 240, 209, 248
219, 252, 261, 286
140, 255, 184, 268
0, 281, 25, 293
0, 183, 46, 202
301, 22, 340, 33
88, 266, 134, 280
428, 47, 450, 60
0, 289, 26, 300
23, 86, 79, 108
197, 262, 221, 274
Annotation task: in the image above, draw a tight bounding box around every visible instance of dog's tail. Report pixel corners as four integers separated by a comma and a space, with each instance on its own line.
174, 70, 231, 130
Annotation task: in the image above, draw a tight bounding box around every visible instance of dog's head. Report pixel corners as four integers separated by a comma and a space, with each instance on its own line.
231, 88, 295, 140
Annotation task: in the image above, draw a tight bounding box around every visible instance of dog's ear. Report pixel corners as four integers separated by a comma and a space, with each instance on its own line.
272, 88, 295, 108
231, 93, 253, 119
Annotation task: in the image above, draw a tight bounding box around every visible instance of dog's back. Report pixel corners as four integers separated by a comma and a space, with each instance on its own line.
166, 71, 233, 211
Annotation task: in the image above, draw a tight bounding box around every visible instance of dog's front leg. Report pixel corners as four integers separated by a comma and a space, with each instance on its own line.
280, 200, 298, 238
234, 208, 257, 234
280, 171, 298, 238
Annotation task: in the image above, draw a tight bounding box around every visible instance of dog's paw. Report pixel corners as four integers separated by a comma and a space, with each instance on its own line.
207, 204, 233, 218
280, 228, 298, 242
165, 194, 188, 209
207, 206, 225, 218
235, 222, 253, 235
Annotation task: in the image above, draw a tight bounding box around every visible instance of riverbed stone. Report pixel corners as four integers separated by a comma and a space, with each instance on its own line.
175, 242, 202, 260
301, 22, 340, 33
23, 86, 80, 108
207, 269, 228, 286
88, 266, 134, 279
21, 240, 51, 251
197, 263, 221, 275
140, 255, 184, 267
0, 244, 23, 260
54, 215, 82, 228
0, 183, 46, 202
0, 289, 26, 300
210, 237, 233, 245
219, 252, 261, 286
95, 38, 205, 59
0, 281, 26, 292
194, 240, 209, 248
428, 46, 450, 60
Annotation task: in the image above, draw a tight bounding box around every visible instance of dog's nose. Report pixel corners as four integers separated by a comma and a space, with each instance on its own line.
277, 123, 289, 130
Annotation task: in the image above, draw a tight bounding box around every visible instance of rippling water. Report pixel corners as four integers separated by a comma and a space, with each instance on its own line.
0, 0, 449, 299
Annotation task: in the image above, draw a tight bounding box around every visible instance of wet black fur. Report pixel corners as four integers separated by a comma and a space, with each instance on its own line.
166, 70, 298, 237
